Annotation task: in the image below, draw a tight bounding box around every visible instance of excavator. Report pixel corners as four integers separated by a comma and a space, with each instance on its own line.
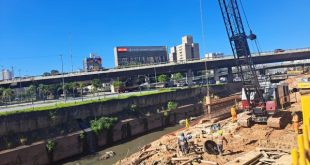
217, 0, 290, 128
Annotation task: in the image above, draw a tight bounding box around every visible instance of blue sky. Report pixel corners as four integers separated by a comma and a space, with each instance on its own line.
0, 0, 309, 77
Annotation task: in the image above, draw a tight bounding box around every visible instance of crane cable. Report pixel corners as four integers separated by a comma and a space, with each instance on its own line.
199, 0, 210, 88
238, 0, 263, 55
199, 0, 207, 55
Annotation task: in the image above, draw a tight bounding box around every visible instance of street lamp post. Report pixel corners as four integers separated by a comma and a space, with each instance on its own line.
60, 54, 66, 102
154, 67, 157, 88
19, 69, 22, 103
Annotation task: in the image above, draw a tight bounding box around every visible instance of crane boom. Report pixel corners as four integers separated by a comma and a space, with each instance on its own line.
218, 0, 264, 107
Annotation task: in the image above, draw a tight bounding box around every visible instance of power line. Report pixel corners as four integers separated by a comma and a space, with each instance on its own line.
199, 0, 207, 55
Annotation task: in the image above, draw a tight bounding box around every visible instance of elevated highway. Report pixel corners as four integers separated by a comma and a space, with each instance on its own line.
1, 48, 309, 88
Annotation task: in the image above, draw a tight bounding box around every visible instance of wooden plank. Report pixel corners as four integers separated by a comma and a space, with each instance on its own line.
261, 151, 269, 158
225, 151, 263, 165
180, 157, 199, 165
200, 160, 218, 165
171, 157, 190, 161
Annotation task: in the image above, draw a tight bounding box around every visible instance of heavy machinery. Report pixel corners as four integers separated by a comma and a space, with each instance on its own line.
217, 0, 289, 128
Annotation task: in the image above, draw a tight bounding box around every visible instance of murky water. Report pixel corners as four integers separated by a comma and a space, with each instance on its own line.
61, 125, 182, 165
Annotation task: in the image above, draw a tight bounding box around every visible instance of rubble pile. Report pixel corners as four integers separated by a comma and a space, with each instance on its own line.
115, 116, 297, 165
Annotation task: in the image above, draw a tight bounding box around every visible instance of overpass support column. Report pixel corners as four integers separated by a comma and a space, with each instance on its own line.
186, 69, 193, 86
214, 68, 221, 83
259, 69, 266, 75
227, 67, 233, 83
145, 76, 150, 84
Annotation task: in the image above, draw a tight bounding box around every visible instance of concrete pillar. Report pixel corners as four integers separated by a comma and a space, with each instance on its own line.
214, 68, 221, 83
186, 69, 193, 85
205, 96, 211, 114
259, 69, 266, 75
227, 67, 233, 83
144, 76, 150, 84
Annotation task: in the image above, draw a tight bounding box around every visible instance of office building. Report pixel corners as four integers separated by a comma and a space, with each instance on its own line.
114, 46, 168, 67
83, 53, 103, 72
2, 69, 13, 80
169, 35, 200, 62
205, 52, 224, 59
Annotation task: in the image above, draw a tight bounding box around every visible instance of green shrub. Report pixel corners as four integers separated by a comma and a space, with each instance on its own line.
79, 132, 85, 139
46, 140, 56, 152
6, 141, 12, 149
48, 110, 57, 121
19, 137, 28, 145
90, 117, 118, 135
130, 104, 138, 112
167, 101, 178, 111
163, 110, 169, 117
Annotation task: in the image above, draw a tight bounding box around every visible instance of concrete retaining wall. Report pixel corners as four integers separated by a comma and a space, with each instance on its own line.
0, 83, 242, 138
0, 87, 204, 137
0, 103, 202, 165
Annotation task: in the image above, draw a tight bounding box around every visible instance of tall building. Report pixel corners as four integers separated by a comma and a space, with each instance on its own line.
2, 69, 13, 80
114, 46, 168, 67
205, 52, 224, 59
169, 35, 200, 62
83, 53, 103, 72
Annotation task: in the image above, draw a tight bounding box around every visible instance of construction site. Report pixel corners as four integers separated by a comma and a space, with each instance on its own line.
113, 74, 308, 165
0, 1, 309, 165
108, 0, 309, 164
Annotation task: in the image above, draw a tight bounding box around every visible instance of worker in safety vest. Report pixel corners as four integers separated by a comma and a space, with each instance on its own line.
292, 112, 299, 134
230, 105, 237, 123
177, 132, 189, 155
217, 130, 228, 155
185, 118, 190, 129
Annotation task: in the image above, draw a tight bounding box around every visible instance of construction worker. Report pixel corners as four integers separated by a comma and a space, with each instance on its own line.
292, 112, 299, 134
185, 118, 190, 129
217, 130, 228, 156
230, 105, 237, 123
177, 132, 189, 155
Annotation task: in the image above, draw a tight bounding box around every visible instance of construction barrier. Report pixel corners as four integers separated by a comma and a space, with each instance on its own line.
291, 92, 310, 165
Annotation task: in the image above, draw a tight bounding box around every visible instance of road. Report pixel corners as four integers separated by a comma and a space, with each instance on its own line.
0, 89, 158, 113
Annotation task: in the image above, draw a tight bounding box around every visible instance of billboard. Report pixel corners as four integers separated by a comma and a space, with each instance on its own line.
84, 53, 103, 72
114, 46, 168, 67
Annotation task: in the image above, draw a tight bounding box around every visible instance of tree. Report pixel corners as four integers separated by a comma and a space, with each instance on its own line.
70, 82, 79, 98
38, 84, 50, 101
0, 87, 4, 104
26, 85, 36, 103
50, 70, 60, 75
2, 88, 14, 104
64, 83, 72, 97
43, 72, 51, 76
172, 73, 183, 83
48, 84, 61, 99
157, 74, 168, 83
79, 82, 86, 101
112, 80, 123, 88
91, 79, 102, 95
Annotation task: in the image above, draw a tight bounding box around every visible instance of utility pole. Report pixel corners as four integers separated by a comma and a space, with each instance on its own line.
60, 54, 66, 101
154, 67, 157, 88
69, 33, 74, 73
19, 69, 22, 103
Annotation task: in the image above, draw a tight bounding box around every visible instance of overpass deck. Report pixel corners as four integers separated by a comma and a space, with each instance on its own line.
1, 47, 310, 88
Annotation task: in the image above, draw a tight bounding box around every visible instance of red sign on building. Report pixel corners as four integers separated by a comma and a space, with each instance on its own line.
117, 48, 128, 52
